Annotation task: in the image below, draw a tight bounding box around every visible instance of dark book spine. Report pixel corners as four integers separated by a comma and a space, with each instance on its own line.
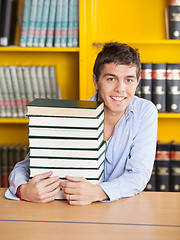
1, 145, 8, 187
152, 63, 166, 112
156, 142, 170, 192
145, 160, 157, 191
135, 80, 141, 97
170, 142, 180, 192
141, 63, 152, 101
166, 63, 180, 113
169, 0, 180, 39
0, 0, 14, 46
8, 145, 15, 182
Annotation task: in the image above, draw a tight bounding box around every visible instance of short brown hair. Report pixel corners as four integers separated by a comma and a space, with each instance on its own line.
93, 42, 141, 80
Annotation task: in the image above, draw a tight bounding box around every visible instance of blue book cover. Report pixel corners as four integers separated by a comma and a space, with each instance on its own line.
33, 0, 44, 47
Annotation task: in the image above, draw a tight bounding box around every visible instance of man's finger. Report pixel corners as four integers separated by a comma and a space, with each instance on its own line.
65, 176, 86, 182
33, 171, 53, 182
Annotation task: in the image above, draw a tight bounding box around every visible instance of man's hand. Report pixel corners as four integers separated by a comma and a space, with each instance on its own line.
61, 176, 108, 205
19, 171, 61, 203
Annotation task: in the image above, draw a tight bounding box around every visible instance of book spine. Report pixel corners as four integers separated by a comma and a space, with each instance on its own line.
36, 66, 47, 98
152, 63, 166, 112
22, 66, 34, 104
156, 142, 170, 192
27, 0, 39, 47
49, 66, 60, 98
170, 142, 180, 192
67, 0, 74, 47
20, 0, 32, 47
169, 0, 180, 39
39, 0, 50, 47
0, 0, 13, 46
1, 145, 8, 187
145, 160, 157, 191
0, 67, 6, 117
9, 66, 24, 118
60, 0, 69, 47
29, 66, 41, 99
42, 66, 53, 98
16, 66, 28, 117
166, 63, 180, 112
141, 63, 152, 101
4, 67, 18, 118
46, 0, 57, 47
0, 66, 12, 117
72, 0, 79, 47
54, 0, 63, 47
8, 145, 15, 178
33, 0, 44, 47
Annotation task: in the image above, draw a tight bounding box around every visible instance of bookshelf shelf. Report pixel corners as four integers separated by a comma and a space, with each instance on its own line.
0, 118, 28, 124
93, 40, 180, 46
158, 113, 180, 119
0, 47, 80, 52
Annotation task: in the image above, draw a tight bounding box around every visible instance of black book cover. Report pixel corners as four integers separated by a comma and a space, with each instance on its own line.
152, 63, 166, 112
0, 0, 14, 46
141, 63, 152, 101
135, 80, 141, 97
156, 141, 171, 192
166, 63, 180, 113
169, 0, 180, 39
170, 142, 180, 192
145, 160, 157, 191
1, 145, 8, 187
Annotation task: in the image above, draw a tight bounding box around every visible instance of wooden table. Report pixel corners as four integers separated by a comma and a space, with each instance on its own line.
0, 188, 180, 240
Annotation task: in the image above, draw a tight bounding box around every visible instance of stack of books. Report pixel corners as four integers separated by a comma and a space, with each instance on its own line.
27, 98, 106, 199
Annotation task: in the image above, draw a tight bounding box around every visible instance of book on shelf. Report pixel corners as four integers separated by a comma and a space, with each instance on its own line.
72, 0, 79, 47
1, 145, 8, 187
67, 0, 74, 47
169, 0, 180, 39
145, 160, 157, 191
36, 66, 47, 98
29, 66, 41, 99
141, 63, 152, 101
166, 63, 180, 113
0, 0, 14, 46
49, 66, 60, 99
170, 141, 180, 192
152, 63, 166, 113
33, 0, 44, 47
27, 0, 38, 47
39, 0, 50, 47
156, 141, 171, 192
60, 0, 68, 47
54, 0, 63, 47
20, 0, 32, 47
22, 66, 34, 104
9, 66, 24, 118
26, 98, 104, 118
42, 66, 53, 98
46, 0, 57, 47
0, 74, 6, 117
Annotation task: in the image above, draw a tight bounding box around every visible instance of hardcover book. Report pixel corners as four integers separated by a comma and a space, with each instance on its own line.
141, 63, 152, 101
166, 63, 180, 113
169, 0, 180, 39
152, 63, 166, 112
156, 141, 171, 192
26, 98, 104, 118
170, 141, 180, 192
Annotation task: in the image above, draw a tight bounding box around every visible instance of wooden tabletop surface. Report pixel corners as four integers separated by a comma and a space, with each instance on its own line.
0, 188, 180, 240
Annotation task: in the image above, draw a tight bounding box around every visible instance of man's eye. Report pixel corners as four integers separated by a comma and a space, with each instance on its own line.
127, 79, 133, 83
107, 78, 115, 81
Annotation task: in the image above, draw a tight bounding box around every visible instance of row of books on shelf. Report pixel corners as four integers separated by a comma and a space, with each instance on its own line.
136, 63, 180, 113
0, 144, 28, 187
0, 65, 60, 118
145, 141, 180, 192
0, 0, 79, 48
27, 98, 106, 199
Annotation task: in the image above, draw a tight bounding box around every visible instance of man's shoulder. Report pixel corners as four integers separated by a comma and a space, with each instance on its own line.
132, 96, 157, 115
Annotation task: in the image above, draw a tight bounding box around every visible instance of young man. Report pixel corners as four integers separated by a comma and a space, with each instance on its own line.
5, 42, 158, 205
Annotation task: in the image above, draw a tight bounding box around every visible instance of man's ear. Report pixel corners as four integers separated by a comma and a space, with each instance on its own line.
93, 75, 98, 91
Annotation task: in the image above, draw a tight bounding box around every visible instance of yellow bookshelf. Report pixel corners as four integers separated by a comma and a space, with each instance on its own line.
0, 0, 180, 145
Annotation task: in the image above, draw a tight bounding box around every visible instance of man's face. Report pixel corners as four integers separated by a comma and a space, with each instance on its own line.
93, 63, 140, 117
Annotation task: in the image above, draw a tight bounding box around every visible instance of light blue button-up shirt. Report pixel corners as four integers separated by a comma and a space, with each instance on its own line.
5, 94, 158, 202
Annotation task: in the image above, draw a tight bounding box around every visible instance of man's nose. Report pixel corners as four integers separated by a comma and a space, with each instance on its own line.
114, 80, 125, 92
